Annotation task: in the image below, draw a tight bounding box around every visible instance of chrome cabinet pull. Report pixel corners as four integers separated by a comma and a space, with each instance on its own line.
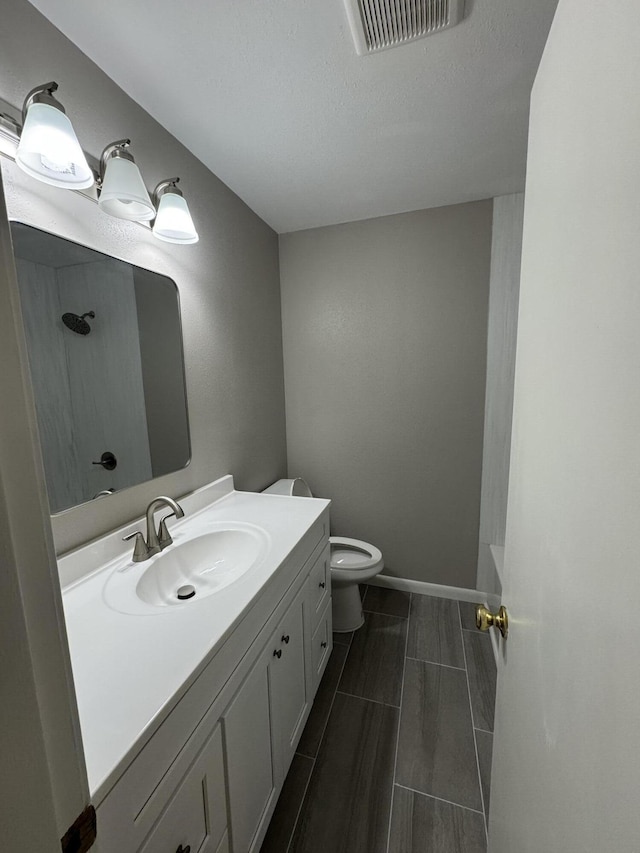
273, 649, 282, 659
176, 845, 190, 853
319, 581, 326, 589
321, 641, 327, 648
281, 634, 290, 644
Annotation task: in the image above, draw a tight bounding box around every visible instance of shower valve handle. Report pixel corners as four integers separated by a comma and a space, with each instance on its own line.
92, 451, 117, 470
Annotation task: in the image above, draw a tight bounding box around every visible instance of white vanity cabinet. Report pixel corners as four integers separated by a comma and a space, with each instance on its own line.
95, 513, 330, 853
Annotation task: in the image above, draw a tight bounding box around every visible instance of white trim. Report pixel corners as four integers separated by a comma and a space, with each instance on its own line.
489, 544, 505, 584
368, 574, 486, 603
0, 174, 89, 840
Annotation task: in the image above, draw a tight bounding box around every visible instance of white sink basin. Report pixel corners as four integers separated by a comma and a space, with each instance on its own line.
104, 521, 270, 614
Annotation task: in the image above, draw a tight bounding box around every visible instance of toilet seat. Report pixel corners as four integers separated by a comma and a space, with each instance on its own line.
330, 537, 383, 573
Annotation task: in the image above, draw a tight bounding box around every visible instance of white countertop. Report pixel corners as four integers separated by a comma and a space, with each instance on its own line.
59, 476, 329, 802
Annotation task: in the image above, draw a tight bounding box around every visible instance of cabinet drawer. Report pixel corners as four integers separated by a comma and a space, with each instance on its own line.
311, 599, 332, 691
138, 724, 227, 853
307, 544, 330, 632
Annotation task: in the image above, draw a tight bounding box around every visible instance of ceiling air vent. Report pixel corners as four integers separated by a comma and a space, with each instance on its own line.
344, 0, 465, 55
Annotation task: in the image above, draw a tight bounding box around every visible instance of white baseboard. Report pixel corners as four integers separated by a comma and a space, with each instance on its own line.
368, 574, 487, 603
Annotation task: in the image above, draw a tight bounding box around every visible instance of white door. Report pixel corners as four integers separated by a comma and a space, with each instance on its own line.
489, 1, 640, 850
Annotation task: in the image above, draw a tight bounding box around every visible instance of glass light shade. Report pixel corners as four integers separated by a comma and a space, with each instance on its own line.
98, 156, 155, 221
15, 102, 93, 189
152, 192, 199, 244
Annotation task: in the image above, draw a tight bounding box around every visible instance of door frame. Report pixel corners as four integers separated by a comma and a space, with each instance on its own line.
0, 169, 90, 848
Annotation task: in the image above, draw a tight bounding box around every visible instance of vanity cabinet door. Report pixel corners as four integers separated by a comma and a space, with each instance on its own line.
215, 832, 230, 853
223, 585, 311, 853
223, 644, 277, 853
269, 584, 309, 777
137, 724, 227, 853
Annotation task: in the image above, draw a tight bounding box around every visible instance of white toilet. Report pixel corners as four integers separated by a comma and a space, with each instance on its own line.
263, 478, 384, 632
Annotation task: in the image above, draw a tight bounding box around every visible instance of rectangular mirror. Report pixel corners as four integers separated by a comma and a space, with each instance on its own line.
11, 221, 191, 514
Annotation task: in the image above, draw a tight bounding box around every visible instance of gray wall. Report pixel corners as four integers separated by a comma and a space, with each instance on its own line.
0, 0, 286, 554
280, 202, 492, 588
476, 193, 524, 595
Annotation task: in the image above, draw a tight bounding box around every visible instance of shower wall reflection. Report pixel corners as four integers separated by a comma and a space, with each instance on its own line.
12, 223, 190, 513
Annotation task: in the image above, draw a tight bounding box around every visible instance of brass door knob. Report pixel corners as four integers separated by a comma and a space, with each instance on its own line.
476, 604, 509, 638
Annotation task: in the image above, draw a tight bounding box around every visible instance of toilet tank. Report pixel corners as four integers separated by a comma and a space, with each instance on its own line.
263, 478, 313, 497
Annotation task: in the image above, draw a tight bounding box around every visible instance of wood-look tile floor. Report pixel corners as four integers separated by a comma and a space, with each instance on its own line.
260, 588, 496, 853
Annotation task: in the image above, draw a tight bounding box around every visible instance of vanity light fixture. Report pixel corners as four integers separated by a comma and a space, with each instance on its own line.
152, 178, 199, 244
98, 139, 155, 221
15, 82, 94, 189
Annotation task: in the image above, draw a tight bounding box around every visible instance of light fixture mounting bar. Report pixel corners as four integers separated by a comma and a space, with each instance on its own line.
0, 107, 20, 158
0, 95, 22, 148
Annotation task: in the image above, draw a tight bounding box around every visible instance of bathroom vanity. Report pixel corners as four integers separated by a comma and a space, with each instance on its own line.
58, 476, 331, 853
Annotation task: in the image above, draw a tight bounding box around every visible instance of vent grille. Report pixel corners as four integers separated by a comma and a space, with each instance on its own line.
344, 0, 465, 54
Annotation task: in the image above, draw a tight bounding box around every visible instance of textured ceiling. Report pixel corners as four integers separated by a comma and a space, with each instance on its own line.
27, 0, 558, 233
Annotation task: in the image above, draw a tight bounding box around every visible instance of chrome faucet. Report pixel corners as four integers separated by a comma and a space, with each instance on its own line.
145, 496, 185, 553
123, 495, 185, 562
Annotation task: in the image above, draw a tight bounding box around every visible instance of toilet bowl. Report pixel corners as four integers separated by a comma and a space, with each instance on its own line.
263, 479, 384, 632
329, 537, 384, 631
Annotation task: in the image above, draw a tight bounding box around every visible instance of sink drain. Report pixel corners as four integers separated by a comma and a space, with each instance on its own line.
176, 584, 196, 600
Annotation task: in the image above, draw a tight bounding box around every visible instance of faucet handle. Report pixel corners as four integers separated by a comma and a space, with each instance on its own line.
123, 531, 150, 562
158, 513, 176, 550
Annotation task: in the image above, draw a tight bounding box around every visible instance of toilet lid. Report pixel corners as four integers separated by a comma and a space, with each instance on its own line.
329, 536, 383, 572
